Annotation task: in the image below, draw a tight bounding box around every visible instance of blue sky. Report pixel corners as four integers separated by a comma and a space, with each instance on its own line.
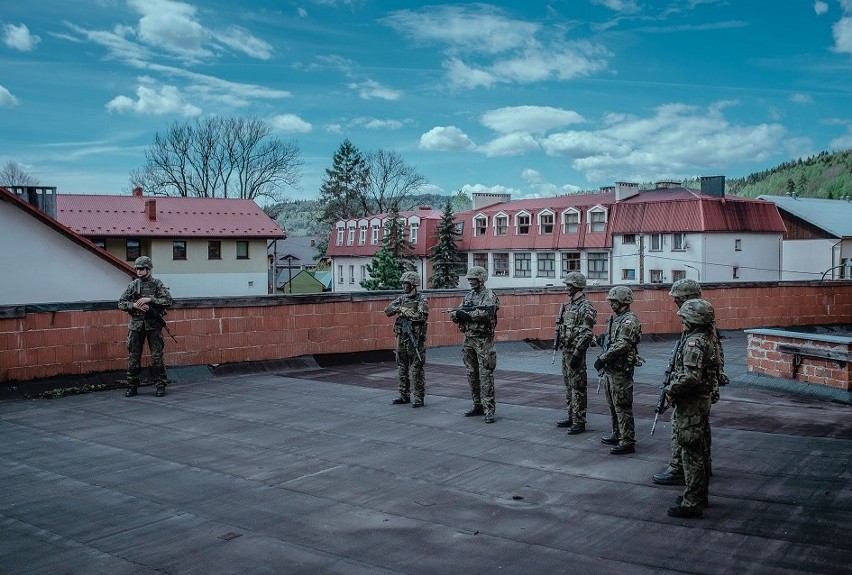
2, 0, 852, 202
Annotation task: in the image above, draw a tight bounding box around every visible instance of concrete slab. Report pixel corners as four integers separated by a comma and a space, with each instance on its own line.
1, 330, 850, 574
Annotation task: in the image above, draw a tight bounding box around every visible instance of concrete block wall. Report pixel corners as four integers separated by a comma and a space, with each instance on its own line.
1, 281, 850, 383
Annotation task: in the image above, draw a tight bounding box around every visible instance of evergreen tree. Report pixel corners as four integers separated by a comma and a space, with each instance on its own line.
361, 245, 403, 290
429, 198, 463, 288
317, 139, 370, 227
383, 201, 417, 271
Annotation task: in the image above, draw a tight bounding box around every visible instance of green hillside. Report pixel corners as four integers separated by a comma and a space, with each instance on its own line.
727, 149, 852, 199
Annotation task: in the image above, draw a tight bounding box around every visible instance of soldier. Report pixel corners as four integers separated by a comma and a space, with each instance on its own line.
653, 279, 725, 487
450, 266, 500, 423
556, 272, 597, 435
118, 256, 174, 397
594, 286, 642, 454
384, 271, 429, 407
665, 299, 720, 518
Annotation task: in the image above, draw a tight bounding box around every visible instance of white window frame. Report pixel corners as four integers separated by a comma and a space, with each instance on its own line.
516, 211, 531, 235
474, 214, 488, 237
562, 209, 580, 234
538, 210, 555, 235
494, 212, 508, 236
588, 207, 607, 233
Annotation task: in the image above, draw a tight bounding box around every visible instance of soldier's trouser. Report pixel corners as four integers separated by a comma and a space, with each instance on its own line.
396, 335, 426, 400
668, 410, 713, 483
127, 328, 167, 385
673, 401, 710, 507
603, 372, 635, 446
561, 353, 588, 425
463, 336, 497, 413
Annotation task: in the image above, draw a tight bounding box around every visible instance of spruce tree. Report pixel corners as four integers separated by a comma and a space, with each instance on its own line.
429, 198, 463, 288
361, 245, 402, 290
317, 139, 370, 227
383, 201, 417, 272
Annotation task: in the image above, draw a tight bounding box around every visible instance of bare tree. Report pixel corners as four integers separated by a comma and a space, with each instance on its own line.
131, 117, 302, 202
367, 149, 428, 213
0, 161, 40, 187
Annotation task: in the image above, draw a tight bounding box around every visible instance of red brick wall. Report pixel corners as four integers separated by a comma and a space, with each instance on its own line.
746, 331, 852, 391
2, 281, 851, 383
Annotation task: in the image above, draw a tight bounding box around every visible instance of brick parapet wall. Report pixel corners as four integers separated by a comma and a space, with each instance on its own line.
746, 331, 852, 390
2, 281, 851, 383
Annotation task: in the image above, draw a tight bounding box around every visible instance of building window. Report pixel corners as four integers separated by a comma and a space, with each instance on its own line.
371, 225, 379, 245
561, 252, 580, 276
732, 266, 740, 279
337, 265, 343, 284
537, 252, 556, 278
587, 252, 608, 280
208, 240, 221, 260
126, 239, 141, 261
172, 240, 187, 260
516, 213, 531, 235
473, 253, 488, 269
672, 233, 686, 251
349, 265, 355, 284
493, 253, 509, 276
563, 211, 579, 234
735, 238, 742, 251
93, 238, 106, 250
650, 269, 663, 283
589, 209, 606, 233
410, 222, 419, 244
359, 225, 367, 245
514, 252, 531, 277
236, 240, 249, 259
650, 233, 662, 251
347, 227, 355, 245
336, 228, 344, 246
454, 221, 464, 235
622, 268, 636, 280
622, 234, 636, 245
539, 213, 554, 234
360, 265, 367, 281
671, 269, 686, 282
495, 215, 508, 236
475, 216, 487, 236
841, 258, 851, 279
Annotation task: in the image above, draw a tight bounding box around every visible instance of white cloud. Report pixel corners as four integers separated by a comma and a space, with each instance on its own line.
789, 93, 814, 104
830, 126, 852, 149
352, 117, 405, 130
541, 101, 786, 182
832, 16, 852, 54
325, 123, 343, 134
592, 0, 640, 12
0, 84, 19, 106
419, 126, 476, 152
105, 83, 201, 116
460, 183, 521, 197
477, 133, 540, 157
482, 106, 584, 134
214, 26, 274, 60
444, 58, 496, 89
128, 0, 212, 61
347, 80, 402, 101
2, 23, 41, 51
814, 1, 829, 16
521, 169, 583, 196
269, 114, 312, 133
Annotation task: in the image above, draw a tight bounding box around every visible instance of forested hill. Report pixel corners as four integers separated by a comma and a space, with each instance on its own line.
727, 149, 852, 199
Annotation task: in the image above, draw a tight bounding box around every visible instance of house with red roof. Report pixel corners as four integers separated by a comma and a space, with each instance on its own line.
1, 186, 135, 305
55, 188, 286, 297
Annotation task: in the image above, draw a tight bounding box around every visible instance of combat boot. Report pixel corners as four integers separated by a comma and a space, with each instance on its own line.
555, 418, 573, 428
484, 411, 495, 424
600, 434, 620, 445
125, 386, 138, 397
667, 505, 703, 518
464, 405, 485, 417
566, 424, 585, 435
392, 395, 411, 405
155, 385, 166, 397
412, 398, 425, 408
676, 495, 709, 507
610, 443, 635, 455
653, 468, 686, 485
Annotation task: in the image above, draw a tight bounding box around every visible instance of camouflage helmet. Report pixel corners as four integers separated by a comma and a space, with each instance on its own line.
134, 256, 153, 269
677, 298, 715, 326
563, 271, 587, 289
669, 278, 702, 299
400, 271, 420, 285
606, 285, 634, 304
466, 266, 488, 281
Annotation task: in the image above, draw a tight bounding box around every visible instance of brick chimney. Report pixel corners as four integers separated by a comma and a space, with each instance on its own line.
133, 186, 143, 197
145, 198, 157, 221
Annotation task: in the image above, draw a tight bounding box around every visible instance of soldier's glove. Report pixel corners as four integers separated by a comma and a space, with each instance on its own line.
569, 354, 583, 370
593, 357, 605, 372
455, 309, 472, 322
399, 308, 416, 319
449, 311, 459, 323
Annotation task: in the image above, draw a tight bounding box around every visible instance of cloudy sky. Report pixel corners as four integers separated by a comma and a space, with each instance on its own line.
2, 0, 852, 201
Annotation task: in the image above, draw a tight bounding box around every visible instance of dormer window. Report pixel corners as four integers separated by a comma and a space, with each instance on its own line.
494, 214, 508, 236
538, 211, 554, 234
563, 210, 580, 234
588, 208, 606, 233
516, 212, 531, 235
336, 227, 344, 246
475, 215, 487, 236
359, 223, 367, 245
410, 222, 419, 244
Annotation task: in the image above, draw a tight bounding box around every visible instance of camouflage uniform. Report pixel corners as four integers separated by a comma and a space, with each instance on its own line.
452, 277, 500, 419
118, 265, 173, 391
559, 293, 597, 427
666, 299, 720, 516
597, 288, 642, 450
384, 289, 429, 404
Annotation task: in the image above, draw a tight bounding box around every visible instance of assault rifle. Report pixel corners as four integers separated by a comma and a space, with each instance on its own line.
595, 317, 613, 393
397, 316, 423, 362
147, 305, 178, 343
651, 339, 683, 435
447, 304, 497, 321
552, 303, 566, 365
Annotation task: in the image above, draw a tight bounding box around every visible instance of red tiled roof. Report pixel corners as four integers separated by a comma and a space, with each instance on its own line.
325, 208, 444, 257
55, 194, 285, 238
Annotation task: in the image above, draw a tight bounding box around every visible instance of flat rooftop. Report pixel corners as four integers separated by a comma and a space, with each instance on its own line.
1, 330, 850, 574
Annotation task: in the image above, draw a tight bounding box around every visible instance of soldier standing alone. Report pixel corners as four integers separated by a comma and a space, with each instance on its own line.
665, 299, 720, 518
556, 272, 597, 435
595, 286, 642, 454
118, 256, 173, 397
450, 266, 500, 423
384, 271, 429, 407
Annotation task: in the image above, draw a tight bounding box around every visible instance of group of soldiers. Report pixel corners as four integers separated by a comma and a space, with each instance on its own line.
385, 266, 725, 519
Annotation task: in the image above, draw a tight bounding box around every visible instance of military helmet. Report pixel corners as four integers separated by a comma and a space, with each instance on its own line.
563, 271, 587, 289
669, 278, 702, 299
677, 298, 715, 326
400, 271, 420, 285
466, 266, 488, 281
134, 256, 153, 269
606, 285, 634, 304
